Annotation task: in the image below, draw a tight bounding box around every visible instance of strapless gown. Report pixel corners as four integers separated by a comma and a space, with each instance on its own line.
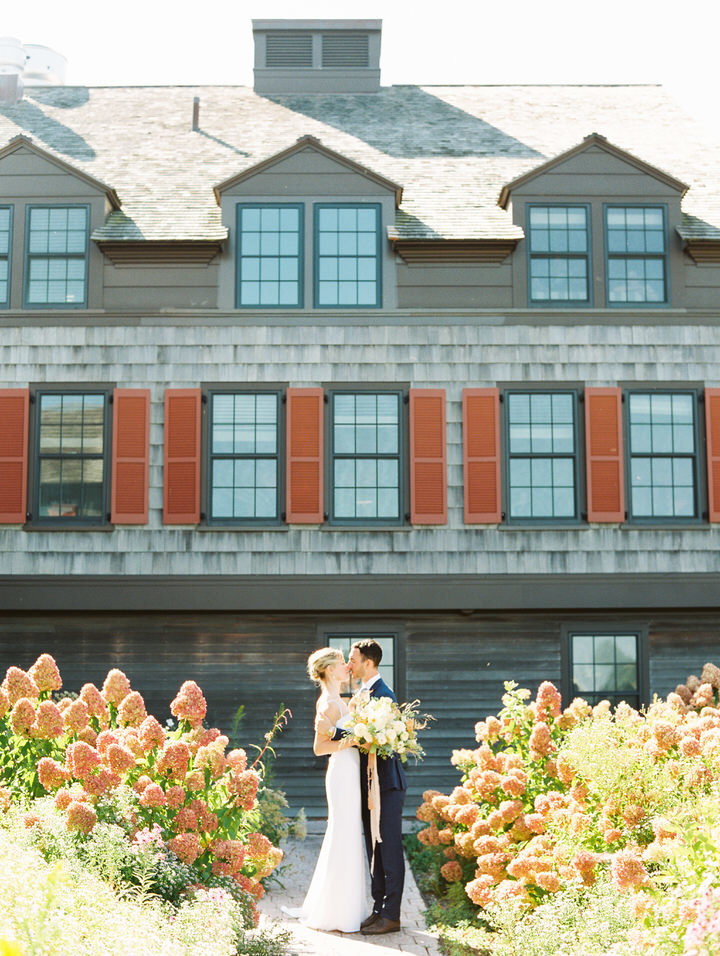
282, 713, 367, 932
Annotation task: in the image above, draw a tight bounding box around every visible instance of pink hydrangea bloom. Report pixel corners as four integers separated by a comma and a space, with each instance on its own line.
55, 788, 72, 810
167, 832, 201, 864
165, 785, 186, 809
535, 681, 562, 720
139, 783, 167, 807
0, 687, 9, 719
466, 874, 495, 906
212, 838, 246, 875
228, 769, 260, 810
3, 667, 39, 705
157, 741, 191, 780
34, 700, 64, 739
107, 743, 136, 774
62, 698, 90, 734
65, 741, 102, 780
102, 668, 132, 706
138, 715, 165, 752
529, 722, 554, 759
118, 691, 147, 727
441, 860, 464, 883
82, 768, 118, 798
226, 748, 247, 773
133, 774, 153, 794
10, 698, 36, 737
28, 654, 62, 693
79, 683, 109, 720
66, 800, 97, 834
195, 743, 227, 779
37, 756, 70, 790
611, 848, 648, 892
170, 680, 207, 727
173, 807, 199, 832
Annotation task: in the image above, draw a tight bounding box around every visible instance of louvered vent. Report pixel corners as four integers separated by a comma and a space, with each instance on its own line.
321, 34, 369, 68
265, 34, 313, 68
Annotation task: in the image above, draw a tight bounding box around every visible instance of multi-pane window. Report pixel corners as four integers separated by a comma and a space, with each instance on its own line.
327, 634, 396, 696
26, 206, 88, 306
506, 391, 578, 520
208, 392, 280, 522
606, 206, 667, 305
35, 392, 107, 523
315, 204, 381, 307
627, 391, 698, 519
528, 205, 590, 304
331, 391, 401, 522
570, 632, 639, 708
236, 204, 303, 307
0, 206, 11, 308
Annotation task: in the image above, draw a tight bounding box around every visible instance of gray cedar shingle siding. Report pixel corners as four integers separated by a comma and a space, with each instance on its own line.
3, 321, 720, 576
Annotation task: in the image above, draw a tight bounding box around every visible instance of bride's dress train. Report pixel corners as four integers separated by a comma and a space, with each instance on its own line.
282, 713, 366, 932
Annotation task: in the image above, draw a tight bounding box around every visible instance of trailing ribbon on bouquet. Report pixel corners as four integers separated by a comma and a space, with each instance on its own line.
367, 751, 382, 874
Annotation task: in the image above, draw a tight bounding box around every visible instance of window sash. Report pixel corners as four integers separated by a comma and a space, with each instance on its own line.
505, 390, 579, 521
626, 390, 699, 520
0, 205, 12, 308
330, 391, 402, 523
236, 204, 304, 308
314, 204, 381, 308
569, 632, 640, 707
25, 205, 89, 308
34, 390, 109, 524
527, 205, 590, 305
605, 205, 668, 306
207, 391, 282, 524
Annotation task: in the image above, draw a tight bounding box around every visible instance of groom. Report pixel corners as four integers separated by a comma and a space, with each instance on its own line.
346, 639, 406, 935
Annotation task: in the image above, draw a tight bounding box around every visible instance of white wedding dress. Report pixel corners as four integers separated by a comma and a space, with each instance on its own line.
282, 711, 367, 932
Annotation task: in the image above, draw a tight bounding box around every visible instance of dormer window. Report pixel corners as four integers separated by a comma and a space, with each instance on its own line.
25, 205, 89, 307
315, 204, 381, 307
0, 206, 11, 308
528, 205, 590, 305
606, 206, 667, 305
236, 204, 303, 308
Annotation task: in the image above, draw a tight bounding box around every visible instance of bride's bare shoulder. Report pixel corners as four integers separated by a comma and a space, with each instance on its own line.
316, 694, 342, 720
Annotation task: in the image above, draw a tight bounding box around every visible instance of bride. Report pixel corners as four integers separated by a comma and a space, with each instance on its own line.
282, 647, 367, 933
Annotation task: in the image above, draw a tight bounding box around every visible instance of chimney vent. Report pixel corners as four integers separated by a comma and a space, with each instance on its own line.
253, 20, 381, 95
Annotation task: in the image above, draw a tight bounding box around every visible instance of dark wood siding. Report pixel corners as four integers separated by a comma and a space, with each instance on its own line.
1, 609, 717, 816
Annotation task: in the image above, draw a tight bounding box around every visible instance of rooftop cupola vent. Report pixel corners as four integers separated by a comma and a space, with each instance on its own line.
253, 19, 381, 94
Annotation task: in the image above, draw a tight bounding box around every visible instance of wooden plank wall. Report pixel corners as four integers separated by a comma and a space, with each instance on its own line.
1, 610, 718, 816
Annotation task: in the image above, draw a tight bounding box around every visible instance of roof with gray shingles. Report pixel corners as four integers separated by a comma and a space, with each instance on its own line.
1, 83, 719, 242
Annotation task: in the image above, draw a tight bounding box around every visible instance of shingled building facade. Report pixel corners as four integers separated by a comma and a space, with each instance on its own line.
2, 20, 720, 812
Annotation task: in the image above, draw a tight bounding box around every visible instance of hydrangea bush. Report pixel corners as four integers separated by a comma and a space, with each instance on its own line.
0, 655, 284, 927
413, 663, 720, 954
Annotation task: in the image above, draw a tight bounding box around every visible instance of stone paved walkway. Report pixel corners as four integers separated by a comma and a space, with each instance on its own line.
258, 826, 442, 956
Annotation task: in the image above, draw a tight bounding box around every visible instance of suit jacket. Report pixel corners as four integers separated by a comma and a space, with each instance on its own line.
360, 676, 407, 793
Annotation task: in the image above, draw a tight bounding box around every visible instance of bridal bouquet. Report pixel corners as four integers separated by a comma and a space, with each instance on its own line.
344, 694, 431, 762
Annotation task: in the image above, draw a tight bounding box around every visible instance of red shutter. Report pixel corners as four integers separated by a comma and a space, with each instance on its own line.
0, 389, 29, 523
163, 389, 201, 524
410, 389, 447, 524
286, 388, 324, 523
585, 387, 625, 522
111, 389, 150, 524
463, 388, 501, 523
705, 388, 720, 522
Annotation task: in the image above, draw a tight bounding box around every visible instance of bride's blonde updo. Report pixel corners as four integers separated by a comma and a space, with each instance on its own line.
307, 647, 343, 686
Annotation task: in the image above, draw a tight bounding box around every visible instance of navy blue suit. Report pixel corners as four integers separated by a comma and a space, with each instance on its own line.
359, 676, 406, 922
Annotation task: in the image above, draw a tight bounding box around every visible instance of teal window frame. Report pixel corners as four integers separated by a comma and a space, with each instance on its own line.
624, 389, 701, 523
504, 389, 581, 523
31, 388, 110, 527
206, 388, 283, 526
0, 205, 12, 309
604, 204, 669, 307
328, 389, 404, 526
568, 631, 641, 709
527, 203, 591, 307
314, 203, 382, 308
24, 204, 90, 309
235, 203, 304, 309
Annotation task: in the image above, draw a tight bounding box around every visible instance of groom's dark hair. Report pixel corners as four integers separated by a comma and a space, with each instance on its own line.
352, 639, 382, 666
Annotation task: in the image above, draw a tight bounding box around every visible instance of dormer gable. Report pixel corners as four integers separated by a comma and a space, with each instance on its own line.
214, 135, 403, 207
498, 133, 688, 209
0, 134, 121, 209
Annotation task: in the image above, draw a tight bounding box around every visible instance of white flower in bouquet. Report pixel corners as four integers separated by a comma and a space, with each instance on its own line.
344, 696, 433, 761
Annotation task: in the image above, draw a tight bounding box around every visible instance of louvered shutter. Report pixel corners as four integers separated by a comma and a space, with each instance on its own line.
463, 388, 501, 523
585, 387, 625, 522
163, 389, 201, 524
0, 389, 29, 523
111, 389, 150, 524
705, 388, 720, 522
409, 389, 447, 524
286, 388, 324, 523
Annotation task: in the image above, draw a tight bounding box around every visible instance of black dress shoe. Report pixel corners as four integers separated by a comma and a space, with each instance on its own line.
360, 912, 381, 930
361, 917, 401, 935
